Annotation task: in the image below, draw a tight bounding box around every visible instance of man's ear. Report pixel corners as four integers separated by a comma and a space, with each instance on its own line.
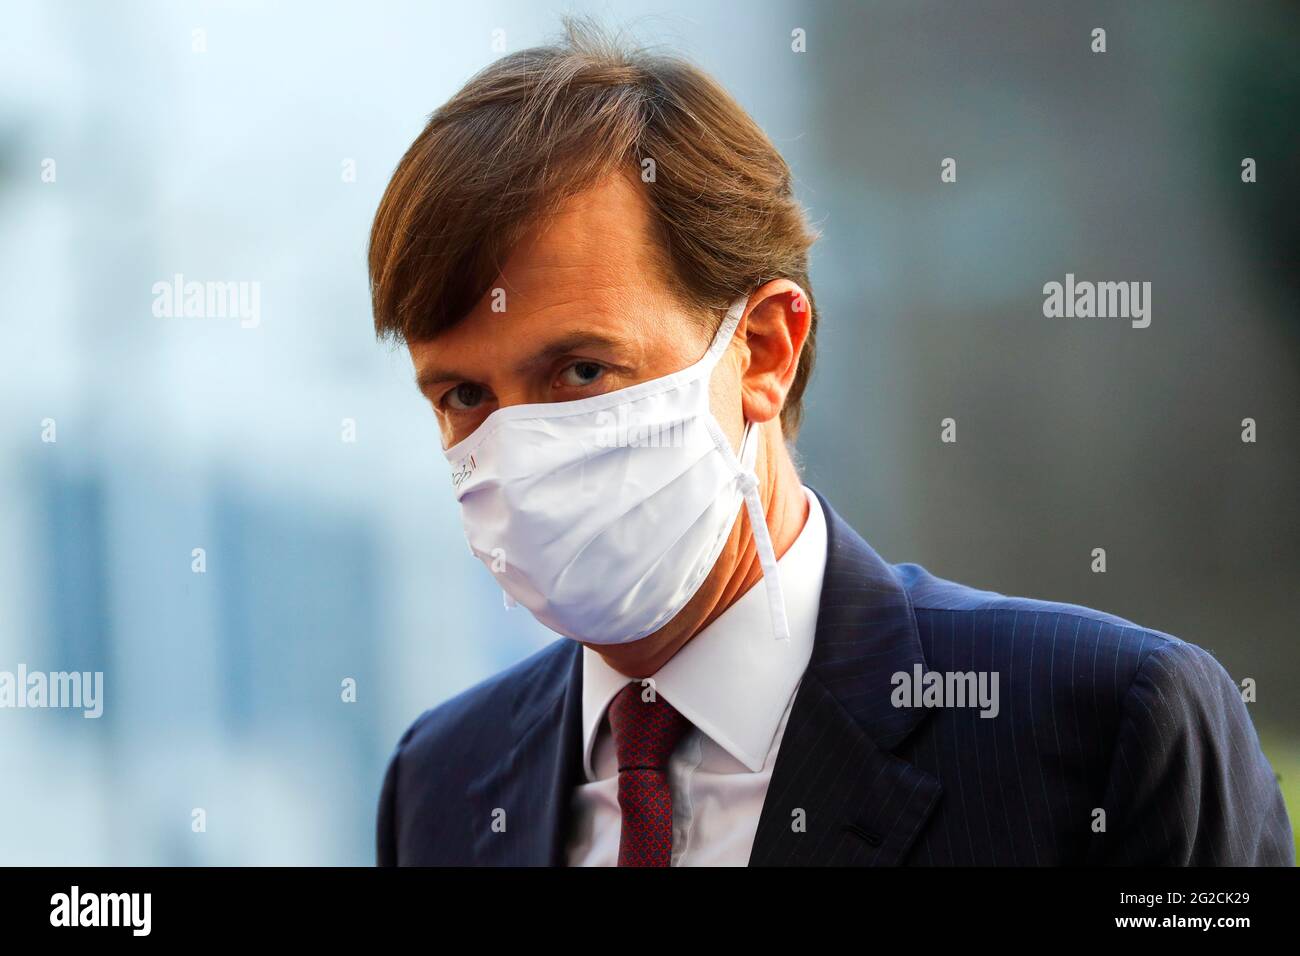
738, 280, 812, 425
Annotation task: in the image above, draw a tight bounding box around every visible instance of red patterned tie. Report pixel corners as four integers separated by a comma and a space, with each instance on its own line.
607, 682, 693, 867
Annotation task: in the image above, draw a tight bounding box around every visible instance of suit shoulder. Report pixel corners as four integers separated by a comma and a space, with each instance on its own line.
893, 561, 1187, 692
376, 638, 576, 865
391, 638, 577, 768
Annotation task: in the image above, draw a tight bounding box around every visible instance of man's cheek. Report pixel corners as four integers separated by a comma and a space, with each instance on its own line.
706, 362, 746, 451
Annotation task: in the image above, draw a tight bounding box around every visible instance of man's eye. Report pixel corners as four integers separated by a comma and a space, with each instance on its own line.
444, 383, 485, 410
558, 361, 605, 388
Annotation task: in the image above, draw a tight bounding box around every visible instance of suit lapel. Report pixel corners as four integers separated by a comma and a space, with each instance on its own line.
749, 491, 943, 866
466, 640, 584, 865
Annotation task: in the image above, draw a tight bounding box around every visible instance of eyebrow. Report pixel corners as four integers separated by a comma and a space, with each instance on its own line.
415, 330, 635, 398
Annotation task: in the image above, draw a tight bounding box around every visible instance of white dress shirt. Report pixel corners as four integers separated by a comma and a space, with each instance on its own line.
565, 486, 827, 866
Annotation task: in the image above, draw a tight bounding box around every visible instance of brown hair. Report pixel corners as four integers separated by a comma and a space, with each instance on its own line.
368, 18, 820, 435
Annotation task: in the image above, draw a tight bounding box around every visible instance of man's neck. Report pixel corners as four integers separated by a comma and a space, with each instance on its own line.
587, 419, 809, 678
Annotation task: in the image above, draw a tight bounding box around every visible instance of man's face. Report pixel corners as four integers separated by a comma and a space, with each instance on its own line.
409, 172, 745, 452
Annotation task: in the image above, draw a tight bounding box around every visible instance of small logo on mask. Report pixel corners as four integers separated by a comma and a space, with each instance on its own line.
451, 454, 477, 489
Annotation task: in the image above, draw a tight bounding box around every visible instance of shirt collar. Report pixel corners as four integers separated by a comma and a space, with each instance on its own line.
580, 486, 827, 775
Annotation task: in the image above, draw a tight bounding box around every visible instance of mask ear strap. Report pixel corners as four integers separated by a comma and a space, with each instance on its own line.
736, 422, 792, 642
699, 297, 749, 371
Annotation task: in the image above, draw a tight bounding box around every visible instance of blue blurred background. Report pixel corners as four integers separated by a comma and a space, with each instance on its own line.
1, 0, 1296, 863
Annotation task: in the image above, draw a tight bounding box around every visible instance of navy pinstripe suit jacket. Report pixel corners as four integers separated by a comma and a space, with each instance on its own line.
377, 491, 1293, 866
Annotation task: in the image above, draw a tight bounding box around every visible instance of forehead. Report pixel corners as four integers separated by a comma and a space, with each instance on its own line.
494, 170, 674, 311
408, 172, 697, 371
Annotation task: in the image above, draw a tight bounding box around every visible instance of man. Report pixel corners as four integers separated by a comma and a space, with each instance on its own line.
370, 23, 1292, 866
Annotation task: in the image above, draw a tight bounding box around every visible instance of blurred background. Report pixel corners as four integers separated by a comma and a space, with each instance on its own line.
0, 0, 1295, 864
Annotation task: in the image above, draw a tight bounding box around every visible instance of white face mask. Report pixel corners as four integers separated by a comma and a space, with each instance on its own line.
442, 296, 790, 646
